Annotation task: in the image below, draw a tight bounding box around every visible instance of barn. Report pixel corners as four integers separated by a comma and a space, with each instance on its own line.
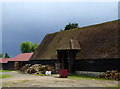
0, 53, 33, 70
30, 20, 120, 74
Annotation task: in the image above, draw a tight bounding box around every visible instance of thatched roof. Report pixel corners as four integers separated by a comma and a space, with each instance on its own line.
57, 39, 81, 50
30, 20, 119, 60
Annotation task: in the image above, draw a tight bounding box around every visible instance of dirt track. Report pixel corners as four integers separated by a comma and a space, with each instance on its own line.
1, 71, 119, 87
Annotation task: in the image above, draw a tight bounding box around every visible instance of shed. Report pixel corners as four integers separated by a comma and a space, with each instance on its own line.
0, 53, 33, 70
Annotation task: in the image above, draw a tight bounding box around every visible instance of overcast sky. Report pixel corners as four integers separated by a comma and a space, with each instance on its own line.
1, 2, 118, 57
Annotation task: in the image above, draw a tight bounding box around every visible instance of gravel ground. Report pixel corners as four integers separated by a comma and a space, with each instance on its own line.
1, 71, 119, 87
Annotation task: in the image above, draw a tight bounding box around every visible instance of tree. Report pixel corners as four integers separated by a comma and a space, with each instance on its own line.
31, 43, 39, 52
0, 53, 3, 58
20, 41, 39, 53
20, 41, 33, 53
5, 53, 10, 58
64, 23, 79, 30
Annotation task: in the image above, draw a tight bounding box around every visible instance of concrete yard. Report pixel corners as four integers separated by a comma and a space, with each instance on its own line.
1, 71, 119, 87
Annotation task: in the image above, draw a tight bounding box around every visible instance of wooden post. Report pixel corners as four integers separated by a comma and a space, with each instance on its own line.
14, 61, 20, 70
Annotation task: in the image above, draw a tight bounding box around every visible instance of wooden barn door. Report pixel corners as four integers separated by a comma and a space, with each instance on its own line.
14, 61, 20, 70
57, 50, 79, 75
57, 50, 69, 70
68, 50, 77, 74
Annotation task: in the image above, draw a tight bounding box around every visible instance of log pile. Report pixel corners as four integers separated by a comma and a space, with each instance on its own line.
20, 64, 55, 74
99, 70, 120, 81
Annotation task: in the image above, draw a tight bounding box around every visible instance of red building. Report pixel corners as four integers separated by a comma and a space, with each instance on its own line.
0, 53, 33, 70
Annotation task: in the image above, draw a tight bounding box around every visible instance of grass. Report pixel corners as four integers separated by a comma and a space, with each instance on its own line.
0, 74, 11, 79
68, 74, 111, 80
0, 70, 11, 72
107, 85, 120, 89
35, 74, 48, 76
115, 85, 120, 89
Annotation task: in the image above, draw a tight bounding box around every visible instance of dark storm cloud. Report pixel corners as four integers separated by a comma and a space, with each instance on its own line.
2, 2, 118, 57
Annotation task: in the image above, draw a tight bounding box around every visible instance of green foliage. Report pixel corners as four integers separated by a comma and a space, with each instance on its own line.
64, 23, 79, 30
31, 43, 39, 52
5, 53, 10, 58
20, 41, 33, 53
20, 41, 39, 53
0, 53, 3, 58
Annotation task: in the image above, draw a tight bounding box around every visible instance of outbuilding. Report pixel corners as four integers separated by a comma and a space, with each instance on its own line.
0, 53, 33, 70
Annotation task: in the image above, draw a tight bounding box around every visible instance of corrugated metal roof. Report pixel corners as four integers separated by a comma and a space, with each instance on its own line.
0, 53, 33, 63
0, 58, 10, 63
10, 53, 33, 61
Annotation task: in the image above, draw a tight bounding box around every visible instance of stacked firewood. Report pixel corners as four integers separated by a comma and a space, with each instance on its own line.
99, 70, 120, 81
20, 64, 55, 74
20, 64, 31, 72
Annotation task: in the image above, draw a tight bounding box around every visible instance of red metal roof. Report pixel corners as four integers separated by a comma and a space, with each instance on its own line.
10, 53, 33, 61
0, 53, 33, 63
0, 58, 11, 63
